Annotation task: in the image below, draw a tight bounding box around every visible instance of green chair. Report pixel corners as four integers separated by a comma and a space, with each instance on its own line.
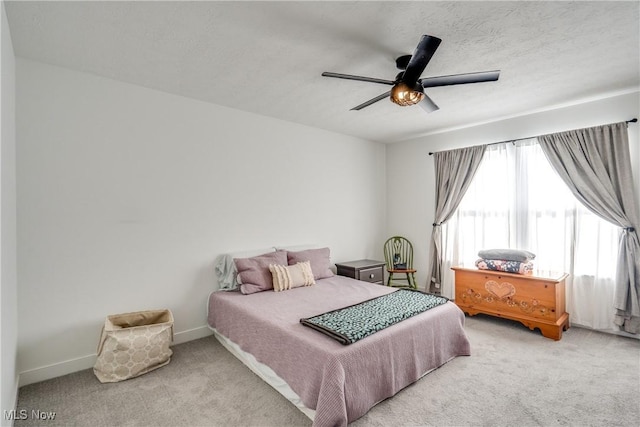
383, 236, 417, 288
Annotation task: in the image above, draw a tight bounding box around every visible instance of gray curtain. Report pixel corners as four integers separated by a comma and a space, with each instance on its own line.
428, 145, 486, 293
538, 122, 640, 333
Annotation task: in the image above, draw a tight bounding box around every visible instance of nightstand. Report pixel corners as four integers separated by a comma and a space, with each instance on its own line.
335, 259, 386, 285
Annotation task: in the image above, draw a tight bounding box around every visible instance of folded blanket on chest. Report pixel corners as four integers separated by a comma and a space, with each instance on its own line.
300, 289, 449, 345
475, 258, 534, 275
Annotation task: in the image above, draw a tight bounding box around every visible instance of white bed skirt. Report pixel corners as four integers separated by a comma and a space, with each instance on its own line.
208, 326, 316, 421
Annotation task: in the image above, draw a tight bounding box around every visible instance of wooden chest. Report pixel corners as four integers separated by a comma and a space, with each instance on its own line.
451, 267, 570, 340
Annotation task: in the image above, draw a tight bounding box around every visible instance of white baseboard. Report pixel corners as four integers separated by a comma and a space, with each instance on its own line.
2, 375, 19, 427
172, 325, 214, 345
18, 354, 95, 387
18, 325, 213, 387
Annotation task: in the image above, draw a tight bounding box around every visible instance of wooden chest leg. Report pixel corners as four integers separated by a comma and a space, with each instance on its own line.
538, 313, 570, 341
538, 324, 562, 341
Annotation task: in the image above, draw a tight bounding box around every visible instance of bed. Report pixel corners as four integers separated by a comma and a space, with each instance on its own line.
207, 248, 470, 426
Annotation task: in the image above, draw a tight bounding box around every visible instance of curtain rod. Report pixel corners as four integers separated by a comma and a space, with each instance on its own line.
427, 118, 638, 156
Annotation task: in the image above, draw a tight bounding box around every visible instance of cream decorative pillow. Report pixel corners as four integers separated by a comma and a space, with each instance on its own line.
269, 261, 315, 292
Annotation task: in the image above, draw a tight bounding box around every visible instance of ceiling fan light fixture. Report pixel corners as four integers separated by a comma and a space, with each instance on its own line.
322, 34, 500, 112
390, 82, 425, 106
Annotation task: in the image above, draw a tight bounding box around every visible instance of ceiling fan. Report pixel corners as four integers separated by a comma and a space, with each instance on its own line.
322, 35, 500, 113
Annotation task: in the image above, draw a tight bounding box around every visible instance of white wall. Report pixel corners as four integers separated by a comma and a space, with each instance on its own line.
1, 0, 18, 423
386, 91, 640, 294
16, 59, 386, 385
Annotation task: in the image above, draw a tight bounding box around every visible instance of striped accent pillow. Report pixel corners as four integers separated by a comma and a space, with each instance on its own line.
269, 261, 315, 292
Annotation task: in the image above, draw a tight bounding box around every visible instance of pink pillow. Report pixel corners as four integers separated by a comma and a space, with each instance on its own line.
287, 247, 334, 280
234, 250, 287, 295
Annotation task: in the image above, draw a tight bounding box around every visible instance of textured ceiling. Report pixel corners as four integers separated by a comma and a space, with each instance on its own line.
5, 1, 640, 143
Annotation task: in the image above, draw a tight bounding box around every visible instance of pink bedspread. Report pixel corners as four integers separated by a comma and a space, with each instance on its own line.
207, 275, 470, 426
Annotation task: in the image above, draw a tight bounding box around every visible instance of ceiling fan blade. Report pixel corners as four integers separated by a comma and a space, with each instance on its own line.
401, 35, 442, 86
322, 72, 395, 85
351, 91, 391, 111
419, 93, 439, 113
420, 70, 500, 88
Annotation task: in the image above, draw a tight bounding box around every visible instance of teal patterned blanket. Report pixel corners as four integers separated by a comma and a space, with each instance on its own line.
300, 289, 449, 345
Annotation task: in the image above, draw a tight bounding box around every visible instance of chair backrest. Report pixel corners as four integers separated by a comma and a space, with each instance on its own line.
383, 236, 414, 270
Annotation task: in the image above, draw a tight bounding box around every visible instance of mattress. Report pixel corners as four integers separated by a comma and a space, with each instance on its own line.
207, 275, 470, 426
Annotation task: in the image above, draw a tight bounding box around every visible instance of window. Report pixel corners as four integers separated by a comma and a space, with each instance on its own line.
442, 139, 620, 330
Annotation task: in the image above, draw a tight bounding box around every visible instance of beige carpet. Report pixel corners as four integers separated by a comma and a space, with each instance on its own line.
15, 315, 640, 427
